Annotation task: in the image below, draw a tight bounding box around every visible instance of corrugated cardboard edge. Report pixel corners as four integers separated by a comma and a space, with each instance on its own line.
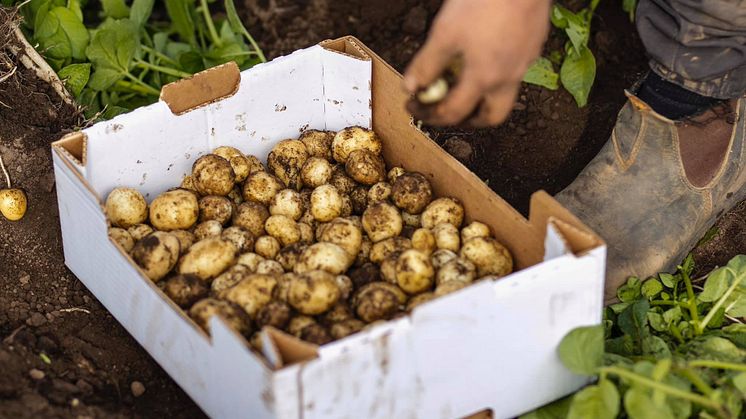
160, 61, 241, 115
53, 131, 87, 167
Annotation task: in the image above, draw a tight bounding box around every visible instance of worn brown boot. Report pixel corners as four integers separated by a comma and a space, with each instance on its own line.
555, 91, 745, 302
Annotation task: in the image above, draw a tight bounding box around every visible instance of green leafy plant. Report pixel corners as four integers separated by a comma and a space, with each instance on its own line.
523, 1, 599, 107
13, 0, 265, 119
523, 254, 746, 419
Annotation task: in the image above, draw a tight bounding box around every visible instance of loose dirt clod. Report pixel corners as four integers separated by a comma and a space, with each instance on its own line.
131, 381, 146, 397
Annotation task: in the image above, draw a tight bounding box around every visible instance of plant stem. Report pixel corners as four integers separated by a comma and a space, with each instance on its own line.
697, 271, 744, 334
199, 0, 222, 48
140, 45, 180, 67
689, 360, 746, 372
600, 366, 723, 411
118, 78, 159, 96
0, 154, 11, 188
135, 60, 192, 79
679, 368, 715, 396
682, 269, 701, 334
670, 322, 685, 345
651, 300, 680, 307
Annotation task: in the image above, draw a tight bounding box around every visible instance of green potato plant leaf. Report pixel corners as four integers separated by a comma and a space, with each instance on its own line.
567, 380, 619, 419
165, 0, 197, 47
519, 396, 571, 419
560, 45, 596, 107
733, 373, 746, 397
130, 0, 155, 29
558, 325, 604, 376
624, 387, 675, 419
523, 58, 559, 90
618, 276, 642, 303
642, 278, 664, 299
618, 300, 650, 343
36, 6, 90, 62
101, 0, 130, 19
58, 63, 91, 97
86, 19, 139, 90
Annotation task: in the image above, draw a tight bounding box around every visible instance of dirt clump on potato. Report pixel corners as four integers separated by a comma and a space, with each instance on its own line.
132, 232, 181, 281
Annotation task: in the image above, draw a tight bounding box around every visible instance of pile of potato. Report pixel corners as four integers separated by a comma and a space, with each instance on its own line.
106, 127, 513, 348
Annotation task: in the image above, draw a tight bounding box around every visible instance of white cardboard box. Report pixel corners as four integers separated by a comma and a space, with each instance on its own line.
51, 37, 606, 419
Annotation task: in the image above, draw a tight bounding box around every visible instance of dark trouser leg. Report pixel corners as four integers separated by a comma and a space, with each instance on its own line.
636, 0, 746, 99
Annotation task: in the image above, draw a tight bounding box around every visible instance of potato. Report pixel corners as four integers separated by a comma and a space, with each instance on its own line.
211, 264, 251, 293
298, 222, 314, 244
265, 215, 301, 247
421, 197, 464, 229
406, 292, 436, 311
350, 186, 369, 215
254, 235, 281, 259
163, 273, 208, 308
335, 275, 354, 300
105, 187, 148, 228
401, 211, 421, 228
332, 126, 382, 163
194, 220, 223, 241
355, 236, 373, 266
275, 243, 304, 271
243, 172, 284, 205
249, 333, 263, 351
436, 258, 476, 285
349, 262, 381, 289
340, 195, 353, 217
221, 226, 254, 253
178, 238, 237, 280
150, 189, 199, 231
459, 221, 490, 243
387, 167, 406, 183
330, 318, 365, 340
459, 237, 513, 277
300, 157, 333, 188
132, 232, 181, 281
395, 249, 435, 294
367, 182, 392, 203
288, 315, 316, 337
353, 282, 407, 323
269, 189, 304, 220
330, 165, 357, 195
317, 218, 363, 263
362, 202, 402, 242
369, 236, 412, 263
192, 154, 236, 196
232, 201, 269, 237
299, 210, 316, 228
431, 249, 458, 269
128, 223, 154, 241
432, 222, 460, 252
380, 252, 402, 285
189, 298, 251, 336
256, 260, 284, 275
322, 303, 353, 324
109, 227, 135, 252
435, 280, 469, 297
391, 174, 431, 217
213, 146, 250, 183
180, 175, 198, 193
288, 270, 340, 315
344, 215, 363, 230
255, 301, 291, 329
274, 272, 298, 303
295, 242, 351, 275
245, 155, 266, 174
267, 139, 309, 190
170, 229, 195, 255
310, 184, 343, 222
299, 189, 312, 211
220, 274, 278, 319
411, 228, 436, 255
300, 129, 335, 160
227, 186, 244, 205
300, 324, 332, 345
236, 252, 265, 272
198, 195, 233, 225
345, 149, 385, 185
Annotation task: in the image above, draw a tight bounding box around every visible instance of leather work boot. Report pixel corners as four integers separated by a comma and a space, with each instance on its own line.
555, 91, 745, 302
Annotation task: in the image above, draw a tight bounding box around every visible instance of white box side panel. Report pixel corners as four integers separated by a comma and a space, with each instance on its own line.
319, 48, 372, 131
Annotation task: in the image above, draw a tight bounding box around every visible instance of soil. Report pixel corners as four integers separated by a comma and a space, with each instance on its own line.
0, 0, 743, 418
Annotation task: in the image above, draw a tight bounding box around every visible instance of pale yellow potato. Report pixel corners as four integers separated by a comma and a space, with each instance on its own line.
236, 252, 265, 272
269, 189, 304, 220
387, 167, 405, 183
459, 237, 513, 277
178, 238, 237, 280
254, 235, 281, 259
353, 282, 406, 322
163, 273, 208, 308
211, 264, 251, 293
300, 157, 333, 188
318, 218, 363, 262
294, 242, 351, 275
435, 280, 469, 297
288, 270, 341, 315
287, 315, 317, 337
220, 274, 278, 319
193, 220, 223, 241
105, 187, 148, 228
131, 232, 181, 281
299, 129, 335, 160
149, 189, 199, 231
108, 227, 135, 252
232, 201, 269, 237
436, 258, 476, 285
406, 292, 436, 311
192, 154, 235, 196
461, 221, 491, 243
213, 146, 250, 182
255, 301, 292, 329
421, 197, 464, 229
391, 172, 433, 214
395, 249, 435, 294
221, 226, 254, 253
329, 165, 357, 195
369, 236, 411, 263
411, 228, 436, 255
256, 259, 285, 275
367, 182, 392, 203
243, 171, 284, 205
345, 149, 385, 185
362, 202, 402, 242
310, 184, 343, 222
298, 222, 314, 244
401, 211, 421, 227
276, 243, 307, 271
432, 222, 460, 252
128, 223, 154, 241
267, 139, 309, 190
198, 195, 233, 225
265, 214, 301, 247
330, 318, 366, 340
170, 229, 195, 255
189, 298, 251, 336
331, 126, 382, 163
431, 249, 458, 269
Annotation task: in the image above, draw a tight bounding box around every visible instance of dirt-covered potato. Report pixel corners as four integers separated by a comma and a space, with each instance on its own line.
213, 146, 251, 183
387, 167, 405, 183
288, 315, 316, 337
406, 292, 436, 311
349, 186, 368, 215
355, 236, 373, 266
294, 242, 351, 275
431, 249, 458, 269
273, 272, 297, 303
421, 197, 464, 229
180, 175, 198, 193
349, 262, 381, 289
198, 195, 233, 225
194, 220, 223, 241
335, 275, 354, 300
256, 260, 284, 275
245, 155, 266, 174
227, 186, 243, 205
432, 222, 460, 252
395, 249, 435, 294
105, 187, 148, 228
163, 273, 208, 308
128, 223, 154, 241
288, 270, 340, 315
189, 298, 251, 336
300, 129, 335, 160
411, 228, 436, 255
330, 318, 365, 340
435, 280, 469, 297
369, 236, 412, 263
461, 221, 491, 243
269, 189, 304, 220
236, 252, 265, 272
109, 227, 135, 252
332, 126, 383, 163
391, 172, 433, 214
401, 211, 421, 228
299, 210, 316, 228
310, 184, 343, 222
255, 301, 291, 329
459, 237, 513, 277
300, 324, 332, 345
192, 154, 236, 196
322, 303, 353, 324
254, 235, 281, 259
317, 218, 363, 263
353, 282, 407, 323
276, 243, 306, 271
298, 222, 314, 244
249, 332, 263, 351
220, 274, 278, 319
132, 232, 181, 281
232, 201, 270, 237
362, 202, 402, 242
221, 226, 254, 253
264, 215, 301, 247
211, 264, 251, 293
436, 258, 476, 285
340, 195, 353, 217
149, 189, 199, 231
367, 182, 392, 203
243, 171, 284, 205
380, 252, 402, 284
178, 238, 237, 280
170, 229, 195, 255
300, 157, 333, 188
267, 139, 309, 190
345, 149, 385, 185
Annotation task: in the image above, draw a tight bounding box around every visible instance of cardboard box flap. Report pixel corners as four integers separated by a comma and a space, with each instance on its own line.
54, 131, 86, 169
160, 61, 241, 115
